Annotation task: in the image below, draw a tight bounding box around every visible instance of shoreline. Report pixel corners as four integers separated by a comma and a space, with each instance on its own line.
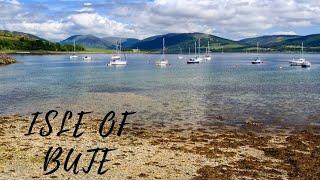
0, 114, 319, 179
2, 51, 320, 55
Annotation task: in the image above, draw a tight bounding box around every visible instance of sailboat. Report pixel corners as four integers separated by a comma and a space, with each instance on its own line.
107, 39, 127, 66
187, 41, 201, 64
69, 40, 78, 59
83, 56, 92, 62
204, 41, 212, 61
178, 47, 184, 59
289, 42, 307, 66
156, 38, 169, 66
251, 42, 263, 64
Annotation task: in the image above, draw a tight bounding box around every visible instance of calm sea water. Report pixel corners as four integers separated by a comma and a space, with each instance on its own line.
1, 53, 320, 126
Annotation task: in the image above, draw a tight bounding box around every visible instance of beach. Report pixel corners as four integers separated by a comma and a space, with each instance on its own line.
0, 113, 319, 179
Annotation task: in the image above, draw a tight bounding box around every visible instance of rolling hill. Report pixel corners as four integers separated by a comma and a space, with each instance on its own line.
238, 34, 320, 52
60, 35, 113, 49
61, 35, 139, 49
238, 35, 300, 47
0, 30, 84, 52
130, 33, 243, 53
102, 37, 139, 49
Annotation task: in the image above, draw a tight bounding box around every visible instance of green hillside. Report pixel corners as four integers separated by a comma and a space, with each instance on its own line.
0, 30, 85, 52
238, 34, 320, 52
238, 35, 300, 47
131, 33, 243, 53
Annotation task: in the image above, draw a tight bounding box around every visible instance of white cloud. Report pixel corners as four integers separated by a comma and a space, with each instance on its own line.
0, 0, 320, 41
125, 0, 319, 39
67, 12, 135, 37
272, 31, 297, 36
83, 2, 92, 6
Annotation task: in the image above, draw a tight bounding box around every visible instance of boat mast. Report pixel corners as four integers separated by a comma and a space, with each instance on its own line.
301, 42, 304, 58
119, 38, 122, 54
73, 40, 75, 53
189, 47, 190, 55
198, 38, 201, 56
162, 38, 165, 55
256, 42, 259, 54
194, 41, 196, 56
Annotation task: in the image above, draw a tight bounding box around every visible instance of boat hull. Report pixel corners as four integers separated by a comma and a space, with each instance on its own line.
108, 61, 127, 66
187, 61, 200, 64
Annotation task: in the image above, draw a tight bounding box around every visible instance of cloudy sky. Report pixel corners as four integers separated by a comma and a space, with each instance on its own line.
1, 0, 320, 41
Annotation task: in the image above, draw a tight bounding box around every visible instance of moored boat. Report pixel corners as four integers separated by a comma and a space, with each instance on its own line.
107, 39, 127, 66
156, 38, 169, 66
83, 56, 92, 61
289, 42, 306, 66
70, 40, 78, 59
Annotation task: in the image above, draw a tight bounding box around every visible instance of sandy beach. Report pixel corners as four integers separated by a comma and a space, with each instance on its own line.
0, 114, 319, 180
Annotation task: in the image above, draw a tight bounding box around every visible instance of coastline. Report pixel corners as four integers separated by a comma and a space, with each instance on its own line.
3, 51, 320, 55
0, 114, 319, 179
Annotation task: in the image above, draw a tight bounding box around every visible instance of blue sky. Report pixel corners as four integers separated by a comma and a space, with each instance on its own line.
1, 0, 320, 41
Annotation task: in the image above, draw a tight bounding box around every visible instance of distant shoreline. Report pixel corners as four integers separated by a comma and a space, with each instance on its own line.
3, 51, 320, 55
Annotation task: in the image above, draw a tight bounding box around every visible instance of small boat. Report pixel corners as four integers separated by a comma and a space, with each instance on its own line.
204, 41, 212, 61
251, 42, 263, 64
187, 57, 200, 64
204, 55, 211, 61
108, 55, 127, 66
70, 40, 78, 59
156, 38, 169, 66
289, 42, 306, 66
178, 48, 184, 59
251, 57, 263, 64
187, 40, 202, 64
107, 39, 127, 66
70, 54, 78, 59
301, 61, 311, 68
83, 56, 92, 61
289, 58, 305, 66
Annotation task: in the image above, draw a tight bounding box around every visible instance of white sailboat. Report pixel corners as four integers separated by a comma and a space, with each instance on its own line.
289, 42, 306, 66
187, 41, 201, 64
178, 47, 184, 59
83, 56, 92, 62
107, 39, 127, 66
155, 38, 169, 66
204, 41, 212, 61
197, 39, 204, 62
69, 40, 78, 59
251, 42, 263, 64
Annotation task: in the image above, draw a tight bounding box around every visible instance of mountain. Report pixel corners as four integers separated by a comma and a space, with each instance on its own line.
60, 35, 113, 49
281, 34, 320, 47
130, 33, 243, 52
60, 35, 139, 49
238, 35, 300, 47
102, 37, 139, 49
0, 30, 84, 52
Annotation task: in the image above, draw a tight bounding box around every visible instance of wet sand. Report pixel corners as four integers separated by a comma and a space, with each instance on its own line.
0, 114, 319, 179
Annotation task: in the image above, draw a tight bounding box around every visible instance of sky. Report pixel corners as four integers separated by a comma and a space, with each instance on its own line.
0, 0, 320, 41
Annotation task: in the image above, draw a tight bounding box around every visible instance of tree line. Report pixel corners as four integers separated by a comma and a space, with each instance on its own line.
0, 37, 85, 51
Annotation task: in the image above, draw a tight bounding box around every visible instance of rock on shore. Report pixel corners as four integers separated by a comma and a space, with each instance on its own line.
0, 54, 16, 65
